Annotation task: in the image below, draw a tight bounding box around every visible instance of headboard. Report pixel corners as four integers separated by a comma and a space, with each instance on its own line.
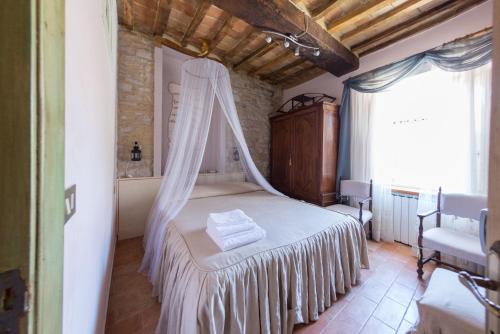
116, 172, 245, 240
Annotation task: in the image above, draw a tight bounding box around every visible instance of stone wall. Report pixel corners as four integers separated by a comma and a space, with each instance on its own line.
117, 27, 154, 177
117, 26, 282, 178
228, 71, 282, 177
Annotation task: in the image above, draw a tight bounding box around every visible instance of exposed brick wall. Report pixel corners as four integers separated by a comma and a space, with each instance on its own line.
117, 27, 282, 178
229, 71, 282, 177
117, 27, 154, 178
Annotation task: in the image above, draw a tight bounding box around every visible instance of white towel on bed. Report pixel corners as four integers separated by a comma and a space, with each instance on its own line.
206, 209, 266, 251
207, 220, 257, 237
208, 209, 254, 226
207, 224, 266, 251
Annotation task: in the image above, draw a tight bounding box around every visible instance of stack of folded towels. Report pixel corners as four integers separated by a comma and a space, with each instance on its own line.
206, 209, 266, 251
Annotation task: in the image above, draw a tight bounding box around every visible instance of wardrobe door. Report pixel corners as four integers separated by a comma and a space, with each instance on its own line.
292, 109, 319, 202
271, 116, 292, 194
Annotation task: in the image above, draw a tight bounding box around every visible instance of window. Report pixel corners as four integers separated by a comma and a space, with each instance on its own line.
354, 62, 491, 193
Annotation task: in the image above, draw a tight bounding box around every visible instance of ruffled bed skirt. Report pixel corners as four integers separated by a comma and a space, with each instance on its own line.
154, 217, 369, 334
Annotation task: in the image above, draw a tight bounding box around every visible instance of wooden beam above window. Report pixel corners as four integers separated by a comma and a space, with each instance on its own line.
341, 0, 433, 43
326, 0, 393, 32
352, 0, 486, 56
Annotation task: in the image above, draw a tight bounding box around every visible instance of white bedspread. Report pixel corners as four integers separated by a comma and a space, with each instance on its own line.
154, 183, 369, 334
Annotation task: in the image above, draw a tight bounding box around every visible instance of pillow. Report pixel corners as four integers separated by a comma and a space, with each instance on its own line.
190, 182, 263, 199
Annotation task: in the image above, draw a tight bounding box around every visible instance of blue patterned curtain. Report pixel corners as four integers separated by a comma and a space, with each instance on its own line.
336, 32, 493, 189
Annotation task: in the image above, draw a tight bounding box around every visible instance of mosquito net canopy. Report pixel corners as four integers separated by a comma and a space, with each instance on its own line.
140, 58, 282, 287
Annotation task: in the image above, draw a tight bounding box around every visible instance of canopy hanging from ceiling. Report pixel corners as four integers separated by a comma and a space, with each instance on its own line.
140, 58, 282, 288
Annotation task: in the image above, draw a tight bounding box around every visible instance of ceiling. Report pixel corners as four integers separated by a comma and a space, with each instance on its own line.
117, 0, 487, 88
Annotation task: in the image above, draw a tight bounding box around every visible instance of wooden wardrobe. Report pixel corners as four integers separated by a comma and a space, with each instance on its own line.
270, 102, 339, 206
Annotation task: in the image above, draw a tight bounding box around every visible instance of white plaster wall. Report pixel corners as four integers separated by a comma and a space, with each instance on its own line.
283, 0, 493, 102
161, 47, 192, 170
64, 0, 118, 333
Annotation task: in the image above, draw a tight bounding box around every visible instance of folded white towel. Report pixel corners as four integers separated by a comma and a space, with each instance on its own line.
207, 225, 266, 251
207, 220, 256, 237
208, 209, 254, 226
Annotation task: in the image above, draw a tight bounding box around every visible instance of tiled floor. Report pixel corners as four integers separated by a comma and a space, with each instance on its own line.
105, 238, 436, 334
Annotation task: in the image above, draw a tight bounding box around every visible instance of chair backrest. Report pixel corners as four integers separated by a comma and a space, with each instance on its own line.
340, 180, 371, 198
440, 193, 487, 221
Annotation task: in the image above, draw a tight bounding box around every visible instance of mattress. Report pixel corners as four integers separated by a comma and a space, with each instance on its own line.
154, 182, 369, 334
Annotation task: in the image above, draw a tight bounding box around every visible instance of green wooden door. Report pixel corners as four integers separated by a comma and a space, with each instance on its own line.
0, 0, 64, 333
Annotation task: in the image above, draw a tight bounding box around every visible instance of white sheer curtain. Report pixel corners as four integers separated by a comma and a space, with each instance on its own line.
200, 105, 226, 173
141, 59, 282, 293
350, 63, 491, 245
350, 90, 394, 242
416, 64, 491, 271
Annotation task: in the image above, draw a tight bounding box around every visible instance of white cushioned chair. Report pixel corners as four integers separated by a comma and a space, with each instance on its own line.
410, 268, 485, 334
326, 180, 373, 239
417, 188, 487, 279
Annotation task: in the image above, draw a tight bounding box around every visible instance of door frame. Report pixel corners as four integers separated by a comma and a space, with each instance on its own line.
0, 0, 64, 333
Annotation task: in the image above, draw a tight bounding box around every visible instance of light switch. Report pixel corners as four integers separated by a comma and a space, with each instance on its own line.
64, 184, 76, 224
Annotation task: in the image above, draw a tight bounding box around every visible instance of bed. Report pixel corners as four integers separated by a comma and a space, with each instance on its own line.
154, 182, 369, 333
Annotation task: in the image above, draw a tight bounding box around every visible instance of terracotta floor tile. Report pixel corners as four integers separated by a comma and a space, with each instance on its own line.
106, 239, 426, 334
395, 269, 419, 290
322, 296, 349, 321
360, 317, 396, 334
336, 295, 377, 324
292, 317, 330, 334
403, 299, 419, 325
386, 283, 415, 307
141, 304, 161, 329
361, 279, 391, 303
105, 312, 142, 334
322, 314, 365, 334
397, 320, 414, 334
373, 297, 407, 329
413, 282, 427, 299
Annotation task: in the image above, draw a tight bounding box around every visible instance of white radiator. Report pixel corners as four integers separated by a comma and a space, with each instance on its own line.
392, 192, 419, 246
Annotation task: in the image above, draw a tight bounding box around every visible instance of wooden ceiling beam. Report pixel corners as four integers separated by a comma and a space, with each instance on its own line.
223, 27, 256, 61
281, 67, 325, 88
311, 1, 339, 21
352, 0, 486, 55
327, 0, 393, 32
121, 0, 134, 29
290, 0, 310, 15
341, 0, 433, 43
180, 0, 211, 46
208, 14, 233, 53
260, 58, 307, 81
248, 50, 291, 76
233, 42, 278, 70
358, 1, 487, 56
155, 36, 226, 65
152, 0, 172, 36
209, 0, 359, 76
271, 63, 317, 85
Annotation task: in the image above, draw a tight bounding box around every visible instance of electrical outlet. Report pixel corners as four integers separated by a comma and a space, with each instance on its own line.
65, 184, 76, 224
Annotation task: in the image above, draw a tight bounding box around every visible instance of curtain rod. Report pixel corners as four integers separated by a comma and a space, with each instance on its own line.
442, 26, 492, 47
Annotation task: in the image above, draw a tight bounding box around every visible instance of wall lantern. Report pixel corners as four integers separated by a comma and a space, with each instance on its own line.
233, 147, 240, 162
130, 141, 142, 161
